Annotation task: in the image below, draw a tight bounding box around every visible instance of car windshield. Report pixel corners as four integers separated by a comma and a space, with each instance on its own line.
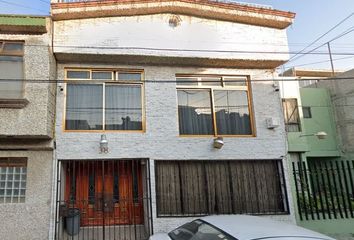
168, 220, 236, 240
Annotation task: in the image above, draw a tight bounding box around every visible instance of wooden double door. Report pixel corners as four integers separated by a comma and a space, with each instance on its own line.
64, 160, 143, 226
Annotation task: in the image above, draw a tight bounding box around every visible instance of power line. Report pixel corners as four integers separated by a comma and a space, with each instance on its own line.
0, 77, 353, 83
286, 25, 354, 64
9, 43, 354, 56
287, 12, 354, 62
0, 0, 49, 14
285, 56, 354, 69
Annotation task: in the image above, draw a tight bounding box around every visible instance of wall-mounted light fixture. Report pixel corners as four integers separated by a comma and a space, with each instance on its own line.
300, 131, 327, 140
100, 134, 109, 153
213, 137, 224, 149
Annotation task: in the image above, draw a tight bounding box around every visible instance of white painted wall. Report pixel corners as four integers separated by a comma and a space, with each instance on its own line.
54, 63, 295, 232
53, 11, 295, 234
53, 14, 289, 61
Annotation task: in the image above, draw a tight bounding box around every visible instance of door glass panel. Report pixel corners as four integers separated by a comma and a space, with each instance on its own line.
88, 171, 95, 204
132, 164, 139, 203
113, 169, 119, 203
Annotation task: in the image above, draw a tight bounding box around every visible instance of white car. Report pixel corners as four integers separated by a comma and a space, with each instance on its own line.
149, 215, 334, 240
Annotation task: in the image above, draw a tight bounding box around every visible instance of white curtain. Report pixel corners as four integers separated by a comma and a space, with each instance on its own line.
105, 85, 142, 130
66, 84, 103, 130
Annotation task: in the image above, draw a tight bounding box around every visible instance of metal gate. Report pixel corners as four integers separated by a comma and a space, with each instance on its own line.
54, 159, 153, 240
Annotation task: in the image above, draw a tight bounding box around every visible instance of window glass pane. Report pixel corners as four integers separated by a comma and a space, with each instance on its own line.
177, 90, 213, 135
0, 56, 23, 99
176, 77, 198, 86
0, 161, 27, 204
223, 77, 247, 86
105, 85, 142, 130
214, 90, 252, 135
200, 77, 221, 87
67, 71, 90, 79
118, 72, 141, 81
92, 71, 113, 80
66, 84, 103, 130
169, 221, 234, 240
3, 43, 24, 53
303, 107, 312, 118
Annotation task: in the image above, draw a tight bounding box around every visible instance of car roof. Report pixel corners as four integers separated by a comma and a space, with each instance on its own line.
200, 215, 333, 240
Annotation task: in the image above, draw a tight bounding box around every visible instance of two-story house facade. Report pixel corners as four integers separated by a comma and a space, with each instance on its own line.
50, 1, 296, 239
0, 15, 56, 240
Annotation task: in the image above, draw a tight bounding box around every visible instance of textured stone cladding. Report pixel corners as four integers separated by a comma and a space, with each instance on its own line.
0, 25, 56, 138
55, 64, 296, 232
0, 151, 53, 240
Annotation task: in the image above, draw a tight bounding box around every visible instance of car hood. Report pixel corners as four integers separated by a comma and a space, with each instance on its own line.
149, 233, 171, 240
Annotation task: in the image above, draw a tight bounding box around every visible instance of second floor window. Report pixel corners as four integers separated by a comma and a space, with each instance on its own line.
65, 69, 144, 131
176, 75, 254, 136
282, 98, 301, 132
0, 41, 24, 99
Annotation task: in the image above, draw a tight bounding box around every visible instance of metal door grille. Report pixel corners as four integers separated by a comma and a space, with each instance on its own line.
54, 159, 153, 240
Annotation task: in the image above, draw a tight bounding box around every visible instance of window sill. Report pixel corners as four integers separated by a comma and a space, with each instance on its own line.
0, 99, 29, 109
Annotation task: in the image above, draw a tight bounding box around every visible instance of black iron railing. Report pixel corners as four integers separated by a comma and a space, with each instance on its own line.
54, 159, 153, 240
293, 160, 354, 221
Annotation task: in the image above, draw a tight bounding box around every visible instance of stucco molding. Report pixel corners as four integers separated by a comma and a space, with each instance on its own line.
0, 98, 29, 109
51, 0, 295, 29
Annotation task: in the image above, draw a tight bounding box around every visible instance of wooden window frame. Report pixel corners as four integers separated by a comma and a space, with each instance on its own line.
0, 41, 26, 106
0, 41, 24, 57
176, 74, 255, 137
63, 68, 146, 133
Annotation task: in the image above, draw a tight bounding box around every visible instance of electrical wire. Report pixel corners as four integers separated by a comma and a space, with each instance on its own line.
3, 42, 354, 56
287, 26, 354, 64
285, 56, 354, 69
287, 12, 354, 62
0, 77, 353, 83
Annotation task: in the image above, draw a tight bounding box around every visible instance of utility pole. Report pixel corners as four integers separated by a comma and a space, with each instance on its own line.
327, 42, 335, 76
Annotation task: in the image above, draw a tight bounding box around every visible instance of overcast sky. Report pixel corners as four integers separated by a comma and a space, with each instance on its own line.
0, 0, 353, 71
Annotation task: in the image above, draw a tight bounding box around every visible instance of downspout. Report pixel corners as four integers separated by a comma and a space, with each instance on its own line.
48, 13, 59, 240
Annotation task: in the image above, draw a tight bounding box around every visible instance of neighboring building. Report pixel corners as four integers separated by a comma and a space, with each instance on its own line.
50, 0, 296, 240
281, 67, 343, 87
279, 71, 341, 163
0, 15, 56, 240
316, 69, 354, 160
279, 69, 354, 239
